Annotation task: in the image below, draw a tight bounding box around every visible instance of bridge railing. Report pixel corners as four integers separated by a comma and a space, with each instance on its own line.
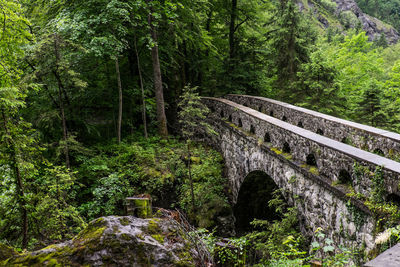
203, 97, 400, 199
225, 94, 400, 160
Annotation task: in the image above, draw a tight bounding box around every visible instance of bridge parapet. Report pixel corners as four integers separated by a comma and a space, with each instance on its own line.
203, 97, 400, 200
225, 94, 400, 160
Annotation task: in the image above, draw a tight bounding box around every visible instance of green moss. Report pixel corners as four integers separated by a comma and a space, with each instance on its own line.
147, 219, 161, 235
190, 156, 201, 164
309, 167, 319, 175
271, 147, 282, 155
151, 234, 165, 244
300, 164, 319, 175
119, 217, 130, 226
0, 243, 18, 261
120, 233, 131, 241
131, 198, 152, 218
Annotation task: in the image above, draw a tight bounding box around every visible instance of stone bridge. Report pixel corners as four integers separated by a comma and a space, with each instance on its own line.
202, 96, 400, 256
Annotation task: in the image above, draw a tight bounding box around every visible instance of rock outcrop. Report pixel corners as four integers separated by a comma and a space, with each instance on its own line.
0, 216, 205, 266
333, 0, 399, 43
298, 0, 400, 44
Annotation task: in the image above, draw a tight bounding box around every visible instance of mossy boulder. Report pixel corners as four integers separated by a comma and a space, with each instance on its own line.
0, 244, 18, 261
0, 216, 200, 266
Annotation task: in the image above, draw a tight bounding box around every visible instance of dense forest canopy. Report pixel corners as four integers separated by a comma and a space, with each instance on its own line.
2, 0, 400, 265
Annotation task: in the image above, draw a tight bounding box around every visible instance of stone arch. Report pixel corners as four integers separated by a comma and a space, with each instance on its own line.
316, 129, 324, 136
297, 121, 303, 128
338, 169, 352, 185
250, 125, 256, 135
283, 142, 291, 153
264, 132, 271, 143
269, 110, 274, 117
306, 154, 317, 167
282, 116, 287, 122
233, 170, 282, 233
238, 118, 243, 128
373, 148, 384, 157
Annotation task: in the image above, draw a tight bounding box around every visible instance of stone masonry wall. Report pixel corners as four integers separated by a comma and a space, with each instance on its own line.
203, 98, 378, 254
204, 97, 400, 199
225, 94, 400, 160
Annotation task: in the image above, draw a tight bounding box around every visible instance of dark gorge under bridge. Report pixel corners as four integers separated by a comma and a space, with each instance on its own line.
202, 95, 400, 256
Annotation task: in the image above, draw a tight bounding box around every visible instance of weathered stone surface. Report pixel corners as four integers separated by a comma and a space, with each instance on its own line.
201, 97, 399, 255
0, 216, 199, 266
297, 0, 399, 44
225, 94, 400, 160
364, 243, 400, 267
209, 97, 400, 199
332, 0, 399, 44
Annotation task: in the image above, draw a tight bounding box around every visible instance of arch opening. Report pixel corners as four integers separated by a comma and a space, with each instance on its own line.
269, 111, 274, 117
386, 193, 400, 207
316, 129, 324, 136
228, 115, 233, 122
338, 169, 352, 185
264, 133, 271, 143
220, 110, 224, 118
238, 118, 243, 128
283, 142, 291, 154
282, 116, 287, 122
341, 137, 350, 144
234, 171, 283, 234
297, 121, 303, 128
306, 154, 317, 167
250, 125, 256, 134
258, 106, 262, 112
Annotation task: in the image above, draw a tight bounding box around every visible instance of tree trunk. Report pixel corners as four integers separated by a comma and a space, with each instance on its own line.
147, 0, 168, 138
53, 34, 70, 169
115, 57, 123, 143
229, 0, 237, 59
187, 141, 195, 213
1, 111, 28, 249
134, 36, 148, 139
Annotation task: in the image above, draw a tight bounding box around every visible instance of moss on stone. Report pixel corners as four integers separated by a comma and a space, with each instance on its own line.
120, 233, 131, 241
147, 219, 161, 235
2, 216, 199, 266
151, 234, 165, 244
73, 217, 106, 245
0, 243, 18, 261
271, 147, 282, 155
119, 217, 130, 226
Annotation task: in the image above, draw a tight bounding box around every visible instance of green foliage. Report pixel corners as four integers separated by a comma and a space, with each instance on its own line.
76, 136, 229, 229
243, 189, 306, 265
267, 0, 317, 96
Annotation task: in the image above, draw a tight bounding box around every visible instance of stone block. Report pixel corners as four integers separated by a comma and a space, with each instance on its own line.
125, 196, 152, 218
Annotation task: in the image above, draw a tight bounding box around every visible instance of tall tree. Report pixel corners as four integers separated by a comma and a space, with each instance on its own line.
146, 0, 168, 138
268, 0, 316, 99
0, 1, 32, 248
58, 0, 132, 143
